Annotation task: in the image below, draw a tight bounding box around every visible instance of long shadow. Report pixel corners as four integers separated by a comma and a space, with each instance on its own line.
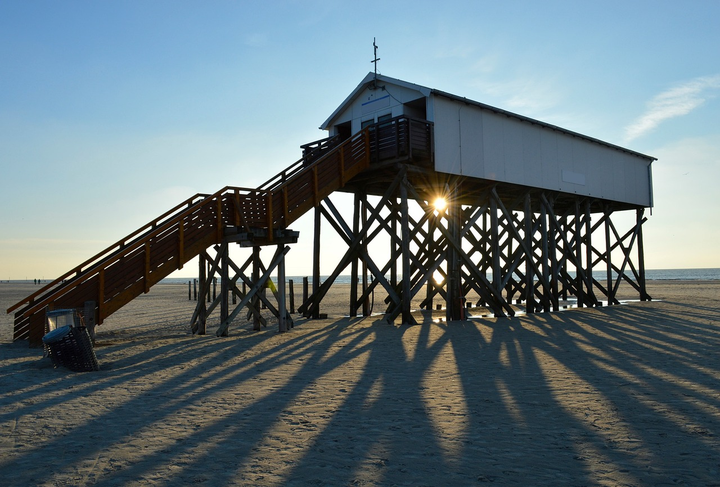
1, 298, 718, 486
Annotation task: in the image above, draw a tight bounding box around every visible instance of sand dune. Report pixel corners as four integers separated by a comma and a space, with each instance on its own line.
1, 280, 718, 486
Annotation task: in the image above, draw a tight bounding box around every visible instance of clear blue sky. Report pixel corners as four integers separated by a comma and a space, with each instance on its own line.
1, 0, 719, 280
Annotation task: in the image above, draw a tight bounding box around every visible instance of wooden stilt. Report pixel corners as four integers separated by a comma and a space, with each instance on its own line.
400, 174, 415, 325
637, 208, 650, 301
350, 192, 360, 317
361, 193, 370, 316
605, 206, 615, 305
196, 253, 207, 335
252, 246, 261, 330
524, 194, 535, 314
220, 243, 229, 337
278, 244, 287, 332
311, 206, 321, 319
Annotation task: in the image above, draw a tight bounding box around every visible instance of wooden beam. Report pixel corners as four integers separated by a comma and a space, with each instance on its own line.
216, 245, 290, 336
399, 173, 416, 325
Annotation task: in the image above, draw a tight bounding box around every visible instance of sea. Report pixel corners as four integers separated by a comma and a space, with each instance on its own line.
7, 268, 719, 286
164, 267, 718, 285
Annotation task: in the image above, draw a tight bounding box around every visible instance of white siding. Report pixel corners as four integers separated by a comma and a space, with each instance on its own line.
431, 95, 652, 207
328, 84, 427, 136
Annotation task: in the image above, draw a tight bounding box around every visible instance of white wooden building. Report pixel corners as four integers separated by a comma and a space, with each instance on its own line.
321, 73, 655, 209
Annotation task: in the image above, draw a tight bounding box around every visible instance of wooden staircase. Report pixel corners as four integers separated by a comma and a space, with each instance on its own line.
8, 129, 371, 346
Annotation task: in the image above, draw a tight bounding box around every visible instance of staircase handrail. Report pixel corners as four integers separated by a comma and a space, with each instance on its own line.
7, 192, 219, 314
257, 135, 341, 193
7, 128, 373, 322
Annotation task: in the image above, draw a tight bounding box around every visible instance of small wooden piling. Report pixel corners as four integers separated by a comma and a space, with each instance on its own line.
289, 279, 295, 314
302, 277, 309, 315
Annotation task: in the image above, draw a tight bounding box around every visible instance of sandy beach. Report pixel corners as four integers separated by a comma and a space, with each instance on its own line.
1, 280, 718, 486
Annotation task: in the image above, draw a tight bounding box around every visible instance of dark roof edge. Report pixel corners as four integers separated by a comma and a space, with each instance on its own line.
431, 89, 656, 162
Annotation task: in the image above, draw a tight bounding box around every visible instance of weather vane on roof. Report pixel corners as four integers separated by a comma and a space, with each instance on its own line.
371, 37, 380, 88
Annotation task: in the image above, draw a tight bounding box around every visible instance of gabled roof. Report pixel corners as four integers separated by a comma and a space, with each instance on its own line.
320, 72, 431, 131
321, 72, 656, 162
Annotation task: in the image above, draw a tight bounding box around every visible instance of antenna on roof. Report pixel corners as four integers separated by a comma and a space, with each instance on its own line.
371, 37, 380, 89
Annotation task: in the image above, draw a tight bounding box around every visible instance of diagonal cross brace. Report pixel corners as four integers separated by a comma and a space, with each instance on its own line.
215, 245, 290, 336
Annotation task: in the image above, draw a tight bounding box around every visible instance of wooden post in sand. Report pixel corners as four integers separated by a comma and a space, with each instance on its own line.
605, 206, 614, 305
637, 208, 649, 301
311, 206, 321, 319
197, 253, 207, 335
288, 279, 295, 314
399, 174, 412, 324
220, 242, 229, 336
278, 244, 287, 332
349, 192, 360, 317
252, 246, 261, 331
574, 201, 584, 308
585, 200, 595, 306
361, 193, 369, 316
302, 277, 308, 313
524, 194, 535, 314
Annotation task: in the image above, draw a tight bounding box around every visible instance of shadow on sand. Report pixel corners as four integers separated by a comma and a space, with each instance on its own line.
1, 298, 719, 486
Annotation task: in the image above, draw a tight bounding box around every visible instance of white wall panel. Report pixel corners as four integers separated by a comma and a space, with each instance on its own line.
459, 105, 484, 176
433, 97, 462, 175
481, 110, 505, 181
430, 93, 652, 207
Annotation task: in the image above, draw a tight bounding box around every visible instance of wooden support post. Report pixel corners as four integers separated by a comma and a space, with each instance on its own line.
350, 192, 360, 317
585, 200, 595, 305
540, 198, 550, 312
220, 243, 229, 336
524, 194, 535, 313
400, 174, 414, 324
289, 279, 295, 314
505, 221, 514, 304
575, 201, 584, 307
425, 211, 436, 311
560, 214, 568, 301
637, 208, 650, 301
197, 253, 207, 335
490, 195, 501, 316
311, 206, 321, 319
480, 211, 489, 306
391, 197, 399, 289
252, 246, 261, 330
605, 206, 614, 305
278, 244, 287, 332
447, 184, 462, 321
547, 197, 559, 311
361, 193, 370, 316
303, 277, 309, 314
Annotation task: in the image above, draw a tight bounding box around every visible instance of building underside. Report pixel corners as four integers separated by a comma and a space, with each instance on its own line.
192, 119, 650, 334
